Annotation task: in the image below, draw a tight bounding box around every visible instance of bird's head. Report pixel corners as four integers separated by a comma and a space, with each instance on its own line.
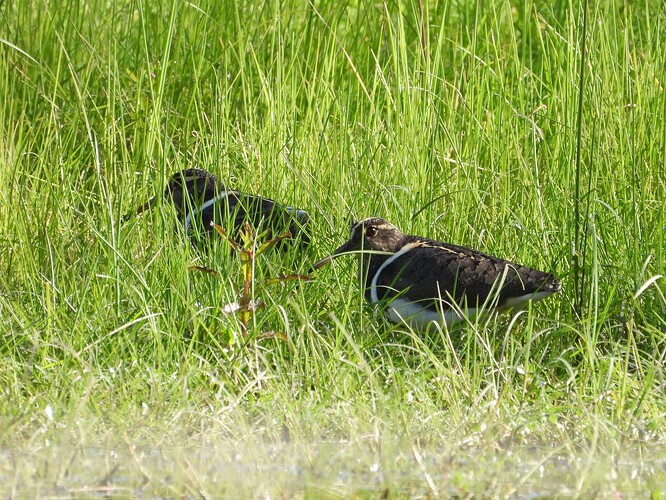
312, 217, 404, 270
165, 168, 219, 215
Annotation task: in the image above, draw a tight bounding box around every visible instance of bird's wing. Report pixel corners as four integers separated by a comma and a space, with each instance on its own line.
374, 239, 555, 310
232, 195, 289, 231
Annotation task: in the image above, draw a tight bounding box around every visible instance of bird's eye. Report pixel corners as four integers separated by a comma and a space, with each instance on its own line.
366, 226, 378, 237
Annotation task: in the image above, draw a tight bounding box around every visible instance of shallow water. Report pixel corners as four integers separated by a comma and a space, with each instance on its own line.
3, 437, 665, 497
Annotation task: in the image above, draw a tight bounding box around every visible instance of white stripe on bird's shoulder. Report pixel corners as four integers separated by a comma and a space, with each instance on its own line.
369, 242, 422, 303
184, 192, 230, 232
414, 240, 467, 257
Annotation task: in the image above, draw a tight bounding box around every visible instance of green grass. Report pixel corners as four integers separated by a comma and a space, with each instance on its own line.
1, 0, 665, 496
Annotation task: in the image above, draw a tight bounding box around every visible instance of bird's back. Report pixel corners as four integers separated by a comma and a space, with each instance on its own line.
368, 236, 560, 310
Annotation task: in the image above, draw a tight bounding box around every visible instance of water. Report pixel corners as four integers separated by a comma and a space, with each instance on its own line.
3, 437, 665, 497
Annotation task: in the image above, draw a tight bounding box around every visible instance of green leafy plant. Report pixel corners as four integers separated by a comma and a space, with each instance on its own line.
190, 222, 310, 341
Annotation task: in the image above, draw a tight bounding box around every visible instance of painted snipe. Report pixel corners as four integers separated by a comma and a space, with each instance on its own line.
124, 168, 310, 244
313, 218, 561, 330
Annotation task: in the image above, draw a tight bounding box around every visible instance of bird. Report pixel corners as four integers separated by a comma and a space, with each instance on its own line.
312, 217, 561, 330
124, 168, 310, 245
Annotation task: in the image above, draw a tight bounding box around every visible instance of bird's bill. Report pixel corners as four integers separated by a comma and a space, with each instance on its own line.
134, 195, 159, 216
121, 195, 159, 223
310, 239, 357, 271
310, 254, 334, 271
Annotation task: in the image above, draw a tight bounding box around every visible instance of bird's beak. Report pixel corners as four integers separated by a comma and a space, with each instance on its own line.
310, 239, 357, 271
121, 195, 159, 223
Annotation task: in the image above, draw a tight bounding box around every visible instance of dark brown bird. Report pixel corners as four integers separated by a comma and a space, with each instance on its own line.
125, 168, 309, 245
313, 217, 561, 330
